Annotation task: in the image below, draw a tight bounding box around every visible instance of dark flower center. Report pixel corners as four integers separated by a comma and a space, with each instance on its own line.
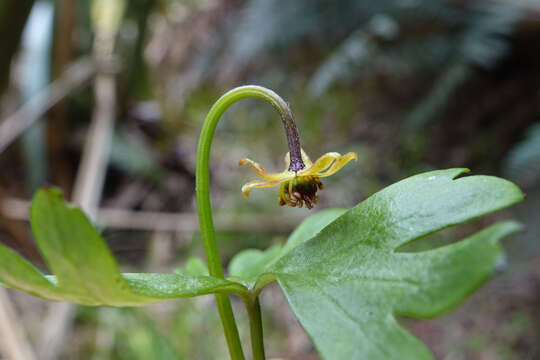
279, 176, 324, 209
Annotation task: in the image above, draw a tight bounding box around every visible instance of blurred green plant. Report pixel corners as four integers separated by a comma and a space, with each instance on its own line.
109, 132, 163, 182
0, 86, 525, 359
504, 122, 540, 188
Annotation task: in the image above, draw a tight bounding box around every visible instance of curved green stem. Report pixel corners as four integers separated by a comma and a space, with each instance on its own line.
196, 85, 299, 359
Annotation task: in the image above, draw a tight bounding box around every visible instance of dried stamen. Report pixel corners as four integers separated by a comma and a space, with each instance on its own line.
278, 176, 324, 210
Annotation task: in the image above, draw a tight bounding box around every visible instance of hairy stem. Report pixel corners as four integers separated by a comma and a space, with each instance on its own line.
196, 85, 301, 359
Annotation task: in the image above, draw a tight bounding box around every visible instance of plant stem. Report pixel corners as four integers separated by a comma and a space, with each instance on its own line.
196, 85, 299, 359
246, 296, 265, 360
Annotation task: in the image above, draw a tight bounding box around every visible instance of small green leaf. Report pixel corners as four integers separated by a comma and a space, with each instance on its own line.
227, 209, 347, 288
0, 244, 64, 301
282, 208, 348, 254
228, 246, 281, 287
269, 169, 523, 359
174, 257, 210, 276
30, 188, 146, 305
0, 189, 246, 305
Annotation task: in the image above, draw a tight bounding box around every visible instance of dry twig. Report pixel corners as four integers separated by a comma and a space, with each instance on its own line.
0, 58, 95, 154
1, 197, 303, 233
0, 289, 37, 360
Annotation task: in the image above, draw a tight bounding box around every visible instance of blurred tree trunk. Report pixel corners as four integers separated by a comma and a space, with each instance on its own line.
0, 0, 35, 94
47, 0, 76, 192
0, 0, 38, 265
118, 0, 157, 119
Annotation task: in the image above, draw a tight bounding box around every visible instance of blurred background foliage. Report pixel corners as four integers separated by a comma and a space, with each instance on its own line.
0, 0, 539, 359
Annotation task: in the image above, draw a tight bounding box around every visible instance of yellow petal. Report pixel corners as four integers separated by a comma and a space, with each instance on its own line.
239, 158, 290, 181
317, 152, 358, 178
300, 148, 313, 167
299, 152, 341, 175
241, 178, 291, 197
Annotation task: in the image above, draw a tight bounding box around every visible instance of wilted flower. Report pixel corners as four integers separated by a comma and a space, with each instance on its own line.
239, 149, 357, 209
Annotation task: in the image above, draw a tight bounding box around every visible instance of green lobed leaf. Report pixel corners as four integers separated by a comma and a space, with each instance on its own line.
268, 168, 524, 359
226, 169, 524, 359
0, 189, 246, 305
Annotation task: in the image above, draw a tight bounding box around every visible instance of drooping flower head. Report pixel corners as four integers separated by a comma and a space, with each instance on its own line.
229, 85, 357, 209
239, 149, 357, 209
